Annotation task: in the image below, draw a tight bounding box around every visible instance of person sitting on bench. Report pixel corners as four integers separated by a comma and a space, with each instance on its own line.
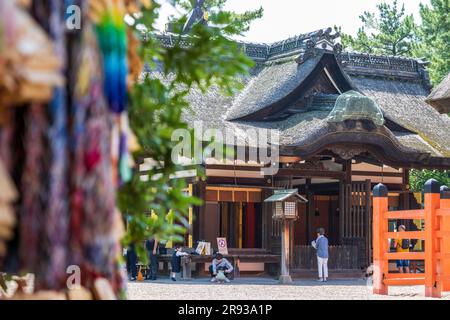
209, 253, 234, 283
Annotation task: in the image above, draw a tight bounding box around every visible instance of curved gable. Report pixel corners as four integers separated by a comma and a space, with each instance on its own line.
226, 51, 356, 121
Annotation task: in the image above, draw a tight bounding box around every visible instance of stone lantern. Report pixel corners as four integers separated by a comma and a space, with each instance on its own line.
264, 189, 307, 284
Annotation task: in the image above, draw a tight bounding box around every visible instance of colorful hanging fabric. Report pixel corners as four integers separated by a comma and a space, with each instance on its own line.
90, 0, 133, 186
19, 103, 49, 281
91, 0, 128, 114
70, 16, 126, 294
11, 0, 71, 291
1, 0, 128, 297
41, 0, 70, 290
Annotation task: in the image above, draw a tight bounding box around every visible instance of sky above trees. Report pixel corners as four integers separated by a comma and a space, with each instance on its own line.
156, 0, 430, 42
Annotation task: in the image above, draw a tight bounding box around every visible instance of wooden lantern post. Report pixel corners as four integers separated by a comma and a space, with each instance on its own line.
264, 190, 308, 284
280, 217, 291, 284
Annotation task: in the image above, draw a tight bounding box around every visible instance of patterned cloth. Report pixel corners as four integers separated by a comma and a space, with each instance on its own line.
0, 0, 127, 296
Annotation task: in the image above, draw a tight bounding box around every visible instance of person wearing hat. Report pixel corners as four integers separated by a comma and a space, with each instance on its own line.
393, 224, 411, 273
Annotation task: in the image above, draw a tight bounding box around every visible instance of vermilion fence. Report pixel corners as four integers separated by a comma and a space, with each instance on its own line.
372, 179, 450, 298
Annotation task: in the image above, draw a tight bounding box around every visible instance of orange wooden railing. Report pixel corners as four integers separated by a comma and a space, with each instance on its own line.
372, 179, 450, 298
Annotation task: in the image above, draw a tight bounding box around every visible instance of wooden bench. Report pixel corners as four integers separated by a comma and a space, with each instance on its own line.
136, 248, 280, 280
178, 254, 280, 279
181, 248, 280, 279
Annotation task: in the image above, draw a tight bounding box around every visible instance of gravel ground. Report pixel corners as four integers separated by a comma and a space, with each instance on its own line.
127, 277, 450, 300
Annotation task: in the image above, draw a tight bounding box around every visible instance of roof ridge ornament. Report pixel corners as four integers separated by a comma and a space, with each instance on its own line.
295, 28, 342, 65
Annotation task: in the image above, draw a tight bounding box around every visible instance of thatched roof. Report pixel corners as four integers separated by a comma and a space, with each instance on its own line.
426, 73, 450, 113
350, 76, 450, 157
155, 30, 450, 168
226, 56, 321, 120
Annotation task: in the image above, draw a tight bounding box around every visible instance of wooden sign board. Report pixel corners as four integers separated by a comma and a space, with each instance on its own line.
217, 237, 228, 255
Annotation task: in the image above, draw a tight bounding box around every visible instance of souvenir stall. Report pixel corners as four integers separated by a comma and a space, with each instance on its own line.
0, 0, 139, 299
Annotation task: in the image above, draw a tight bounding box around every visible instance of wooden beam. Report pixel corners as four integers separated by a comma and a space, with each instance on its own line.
206, 164, 266, 171
206, 186, 262, 192
276, 168, 345, 179
206, 177, 271, 186
352, 171, 403, 178
279, 156, 302, 163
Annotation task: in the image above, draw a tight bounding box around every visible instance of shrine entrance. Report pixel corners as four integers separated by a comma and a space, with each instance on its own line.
341, 180, 373, 268
290, 178, 372, 272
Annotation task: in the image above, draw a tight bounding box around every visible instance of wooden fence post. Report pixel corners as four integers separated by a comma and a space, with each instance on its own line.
440, 185, 450, 291
424, 179, 441, 298
372, 183, 388, 295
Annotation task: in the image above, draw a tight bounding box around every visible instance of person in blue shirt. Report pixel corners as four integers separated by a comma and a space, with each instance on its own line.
312, 227, 329, 282
209, 253, 234, 283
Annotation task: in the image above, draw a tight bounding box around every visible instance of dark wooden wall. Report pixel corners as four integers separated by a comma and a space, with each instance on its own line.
293, 245, 360, 270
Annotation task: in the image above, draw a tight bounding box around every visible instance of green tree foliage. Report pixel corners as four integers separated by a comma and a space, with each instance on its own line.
337, 0, 417, 56
177, 0, 264, 36
413, 0, 450, 84
118, 0, 262, 261
336, 1, 449, 197
409, 169, 450, 192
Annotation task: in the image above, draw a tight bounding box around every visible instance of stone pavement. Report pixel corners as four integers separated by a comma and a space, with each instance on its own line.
127, 277, 450, 300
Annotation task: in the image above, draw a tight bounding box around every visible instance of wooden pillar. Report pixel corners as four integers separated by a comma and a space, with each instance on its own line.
339, 179, 345, 244
372, 183, 389, 295
279, 218, 292, 284
194, 180, 206, 243
262, 188, 272, 251
440, 186, 450, 291
187, 184, 194, 247
290, 220, 294, 269
306, 178, 313, 243
344, 159, 352, 184
424, 179, 441, 298
289, 176, 294, 269
342, 159, 352, 242
238, 202, 243, 248
364, 179, 372, 266
402, 169, 410, 210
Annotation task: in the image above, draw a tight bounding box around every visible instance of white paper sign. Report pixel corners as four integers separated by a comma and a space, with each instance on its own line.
217, 237, 228, 255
